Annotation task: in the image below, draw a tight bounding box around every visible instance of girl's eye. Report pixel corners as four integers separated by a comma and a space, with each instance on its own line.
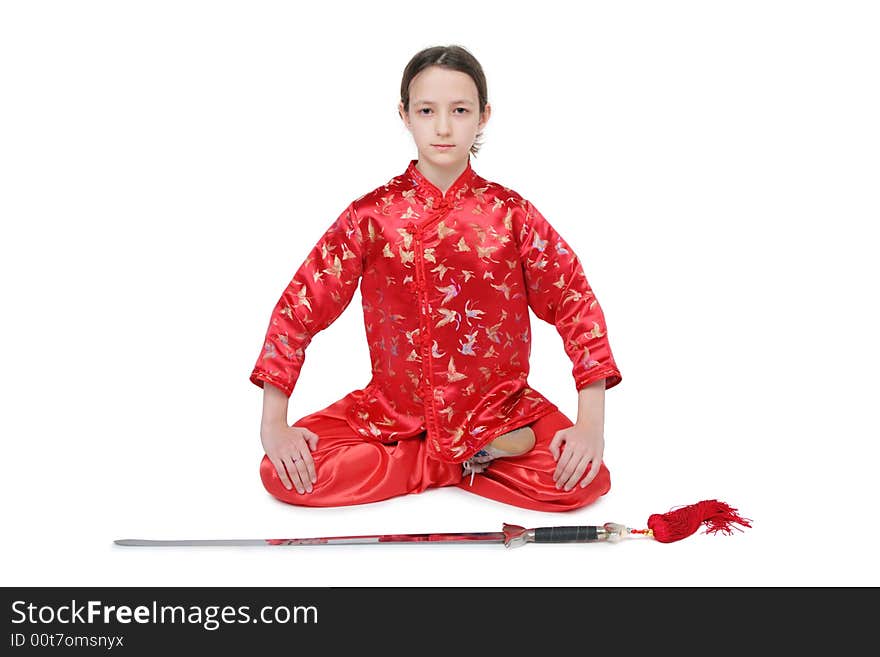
418, 108, 468, 115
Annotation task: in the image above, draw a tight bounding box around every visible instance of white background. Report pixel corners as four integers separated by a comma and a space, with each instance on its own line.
2, 1, 878, 587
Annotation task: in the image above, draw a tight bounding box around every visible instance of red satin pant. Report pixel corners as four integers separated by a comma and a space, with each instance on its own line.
259, 393, 611, 512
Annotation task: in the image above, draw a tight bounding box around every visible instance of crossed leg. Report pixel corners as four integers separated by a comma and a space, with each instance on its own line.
454, 410, 611, 512
259, 393, 609, 512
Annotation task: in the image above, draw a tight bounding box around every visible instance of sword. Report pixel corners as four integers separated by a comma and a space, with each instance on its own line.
115, 522, 642, 549
114, 500, 751, 548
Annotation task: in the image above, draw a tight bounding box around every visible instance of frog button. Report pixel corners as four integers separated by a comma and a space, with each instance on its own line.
405, 221, 417, 233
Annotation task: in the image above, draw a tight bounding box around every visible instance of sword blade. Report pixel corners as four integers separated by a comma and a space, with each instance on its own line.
115, 539, 270, 547
115, 531, 507, 547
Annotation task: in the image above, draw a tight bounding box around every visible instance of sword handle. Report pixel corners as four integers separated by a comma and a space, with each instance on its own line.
533, 525, 600, 543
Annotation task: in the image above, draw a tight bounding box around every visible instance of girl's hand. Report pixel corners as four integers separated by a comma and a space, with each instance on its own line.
548, 422, 604, 491
260, 424, 319, 494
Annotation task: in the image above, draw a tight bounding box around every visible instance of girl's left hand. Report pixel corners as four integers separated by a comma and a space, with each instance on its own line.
549, 422, 605, 491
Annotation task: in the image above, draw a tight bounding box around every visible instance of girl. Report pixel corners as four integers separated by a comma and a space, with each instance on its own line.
251, 44, 622, 512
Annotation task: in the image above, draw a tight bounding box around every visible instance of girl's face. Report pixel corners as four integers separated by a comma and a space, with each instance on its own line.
399, 65, 489, 168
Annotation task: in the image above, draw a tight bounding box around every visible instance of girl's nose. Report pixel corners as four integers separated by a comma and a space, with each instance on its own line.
436, 114, 452, 133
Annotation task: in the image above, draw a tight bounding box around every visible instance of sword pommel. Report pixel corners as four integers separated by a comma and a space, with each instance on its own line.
599, 523, 629, 542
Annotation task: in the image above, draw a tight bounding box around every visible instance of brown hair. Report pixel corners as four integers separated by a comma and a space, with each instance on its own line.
400, 45, 489, 157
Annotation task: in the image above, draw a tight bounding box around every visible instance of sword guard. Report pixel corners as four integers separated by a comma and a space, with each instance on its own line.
502, 523, 530, 548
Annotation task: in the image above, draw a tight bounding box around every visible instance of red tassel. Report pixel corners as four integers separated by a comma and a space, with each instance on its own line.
647, 499, 752, 543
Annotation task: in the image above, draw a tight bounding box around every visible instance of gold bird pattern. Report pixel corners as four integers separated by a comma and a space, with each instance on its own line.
250, 158, 622, 464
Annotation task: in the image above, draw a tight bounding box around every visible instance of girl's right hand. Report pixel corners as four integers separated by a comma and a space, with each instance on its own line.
261, 424, 319, 494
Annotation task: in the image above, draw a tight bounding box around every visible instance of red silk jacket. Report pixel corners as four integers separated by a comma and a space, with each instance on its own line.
250, 157, 622, 464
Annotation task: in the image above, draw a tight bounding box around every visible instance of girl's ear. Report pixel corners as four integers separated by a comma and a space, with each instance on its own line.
479, 103, 492, 130
398, 101, 409, 128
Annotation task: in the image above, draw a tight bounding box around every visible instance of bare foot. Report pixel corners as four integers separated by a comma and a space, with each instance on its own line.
462, 426, 536, 483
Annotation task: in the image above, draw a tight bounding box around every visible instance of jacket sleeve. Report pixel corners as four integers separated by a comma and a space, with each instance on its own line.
514, 199, 622, 391
250, 202, 364, 398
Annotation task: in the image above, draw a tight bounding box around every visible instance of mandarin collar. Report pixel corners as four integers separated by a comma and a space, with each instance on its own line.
405, 157, 476, 206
